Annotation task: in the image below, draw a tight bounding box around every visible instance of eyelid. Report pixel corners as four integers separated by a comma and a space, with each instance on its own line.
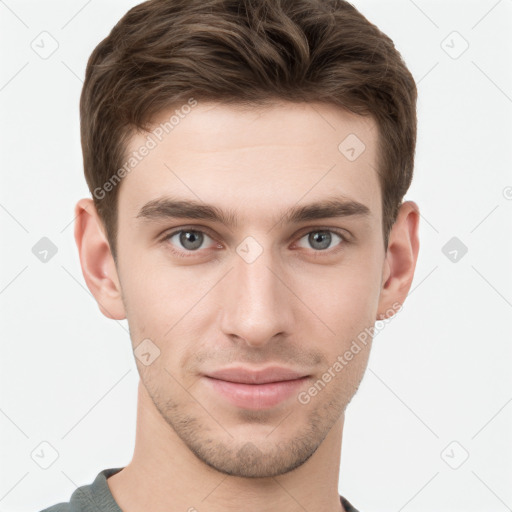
291, 228, 349, 253
161, 226, 221, 247
293, 226, 352, 242
160, 227, 220, 260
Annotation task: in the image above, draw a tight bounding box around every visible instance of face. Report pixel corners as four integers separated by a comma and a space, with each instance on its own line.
113, 101, 387, 478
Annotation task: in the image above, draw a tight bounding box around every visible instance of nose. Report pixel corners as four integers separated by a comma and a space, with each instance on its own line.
219, 243, 295, 348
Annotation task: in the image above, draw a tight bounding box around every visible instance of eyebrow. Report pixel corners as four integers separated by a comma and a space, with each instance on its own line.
136, 195, 371, 228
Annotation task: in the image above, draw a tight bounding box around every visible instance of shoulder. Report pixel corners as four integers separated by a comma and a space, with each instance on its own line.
38, 504, 74, 512
36, 467, 124, 512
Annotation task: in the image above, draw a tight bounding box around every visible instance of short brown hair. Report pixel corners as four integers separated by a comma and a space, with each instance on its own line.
80, 0, 417, 262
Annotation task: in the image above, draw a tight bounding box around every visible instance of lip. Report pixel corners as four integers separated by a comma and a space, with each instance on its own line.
205, 366, 308, 384
202, 366, 310, 410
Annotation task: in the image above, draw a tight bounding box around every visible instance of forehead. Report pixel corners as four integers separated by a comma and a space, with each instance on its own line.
119, 101, 381, 226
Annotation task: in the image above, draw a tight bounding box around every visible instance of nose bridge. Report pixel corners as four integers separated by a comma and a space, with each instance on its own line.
219, 238, 293, 346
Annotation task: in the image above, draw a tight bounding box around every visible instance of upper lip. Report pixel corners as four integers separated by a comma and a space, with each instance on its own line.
204, 366, 309, 384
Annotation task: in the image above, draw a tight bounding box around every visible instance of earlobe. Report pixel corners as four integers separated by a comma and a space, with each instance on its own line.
74, 198, 126, 320
376, 201, 420, 320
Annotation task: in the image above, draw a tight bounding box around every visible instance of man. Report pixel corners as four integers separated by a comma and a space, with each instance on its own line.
40, 0, 419, 510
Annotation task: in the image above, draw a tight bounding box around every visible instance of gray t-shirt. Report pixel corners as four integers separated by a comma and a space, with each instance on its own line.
38, 467, 360, 512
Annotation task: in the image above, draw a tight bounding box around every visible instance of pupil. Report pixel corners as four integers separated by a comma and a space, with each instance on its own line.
181, 230, 203, 250
310, 231, 330, 250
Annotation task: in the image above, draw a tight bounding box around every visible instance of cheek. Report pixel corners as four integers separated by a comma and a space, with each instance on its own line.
118, 259, 218, 358
299, 261, 381, 329
291, 266, 380, 379
117, 257, 174, 343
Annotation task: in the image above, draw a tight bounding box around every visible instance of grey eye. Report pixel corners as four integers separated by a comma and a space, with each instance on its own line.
169, 230, 212, 251
296, 230, 343, 251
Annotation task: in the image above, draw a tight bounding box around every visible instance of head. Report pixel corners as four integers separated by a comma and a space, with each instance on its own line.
75, 0, 420, 478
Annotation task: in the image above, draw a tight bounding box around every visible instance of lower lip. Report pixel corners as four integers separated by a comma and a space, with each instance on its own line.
203, 376, 309, 410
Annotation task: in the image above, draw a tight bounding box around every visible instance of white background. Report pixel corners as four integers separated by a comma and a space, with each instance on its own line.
0, 1, 511, 511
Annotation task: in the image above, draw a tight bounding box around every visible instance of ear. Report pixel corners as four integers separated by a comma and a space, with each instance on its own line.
73, 198, 126, 320
376, 201, 420, 320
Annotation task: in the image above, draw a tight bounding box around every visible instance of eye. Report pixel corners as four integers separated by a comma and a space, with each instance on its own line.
163, 228, 218, 257
295, 229, 346, 252
161, 227, 349, 259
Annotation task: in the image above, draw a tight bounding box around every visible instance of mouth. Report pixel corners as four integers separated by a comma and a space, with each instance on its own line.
202, 366, 310, 410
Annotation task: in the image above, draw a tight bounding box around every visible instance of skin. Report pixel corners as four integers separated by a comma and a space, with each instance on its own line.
74, 100, 420, 512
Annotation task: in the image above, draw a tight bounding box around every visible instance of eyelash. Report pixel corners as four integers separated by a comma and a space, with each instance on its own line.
160, 226, 350, 259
